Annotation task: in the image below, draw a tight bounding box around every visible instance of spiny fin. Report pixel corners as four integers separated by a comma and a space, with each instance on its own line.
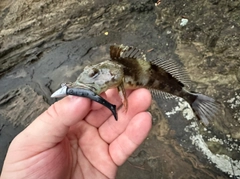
110, 44, 192, 88
117, 82, 128, 111
152, 89, 222, 126
190, 92, 222, 126
150, 58, 191, 88
110, 45, 147, 61
150, 89, 177, 100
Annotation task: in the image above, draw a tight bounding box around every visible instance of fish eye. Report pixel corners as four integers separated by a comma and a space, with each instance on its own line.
88, 68, 99, 78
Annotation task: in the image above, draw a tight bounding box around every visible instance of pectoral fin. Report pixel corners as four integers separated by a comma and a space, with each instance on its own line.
118, 82, 128, 111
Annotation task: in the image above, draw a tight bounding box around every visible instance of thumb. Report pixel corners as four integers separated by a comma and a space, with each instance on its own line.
11, 96, 91, 151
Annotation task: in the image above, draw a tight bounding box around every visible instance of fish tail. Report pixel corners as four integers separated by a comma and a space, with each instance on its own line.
189, 92, 221, 126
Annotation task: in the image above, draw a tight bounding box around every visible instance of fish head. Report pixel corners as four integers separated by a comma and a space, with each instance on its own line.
73, 60, 124, 94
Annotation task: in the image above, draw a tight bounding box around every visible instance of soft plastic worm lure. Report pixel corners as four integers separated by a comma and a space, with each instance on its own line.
51, 85, 117, 120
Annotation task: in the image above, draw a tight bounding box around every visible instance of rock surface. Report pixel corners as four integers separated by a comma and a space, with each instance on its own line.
0, 0, 240, 178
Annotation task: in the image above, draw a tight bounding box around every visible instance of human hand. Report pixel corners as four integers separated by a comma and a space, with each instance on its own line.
1, 88, 152, 179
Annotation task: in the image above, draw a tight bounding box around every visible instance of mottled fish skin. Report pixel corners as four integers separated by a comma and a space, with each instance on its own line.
68, 60, 124, 94
110, 45, 186, 94
69, 44, 221, 126
109, 45, 198, 102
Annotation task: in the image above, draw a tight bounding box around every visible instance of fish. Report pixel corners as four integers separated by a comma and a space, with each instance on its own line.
51, 44, 221, 126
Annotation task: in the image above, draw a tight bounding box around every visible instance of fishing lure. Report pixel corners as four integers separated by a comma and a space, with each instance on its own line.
51, 85, 117, 120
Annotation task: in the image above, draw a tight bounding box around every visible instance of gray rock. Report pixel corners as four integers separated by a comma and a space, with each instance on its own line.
0, 85, 49, 126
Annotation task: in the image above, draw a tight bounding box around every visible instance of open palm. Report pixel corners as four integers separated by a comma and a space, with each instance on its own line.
1, 89, 152, 179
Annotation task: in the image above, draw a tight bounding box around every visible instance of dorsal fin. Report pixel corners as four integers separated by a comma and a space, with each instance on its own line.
110, 45, 147, 61
150, 58, 191, 88
110, 44, 192, 88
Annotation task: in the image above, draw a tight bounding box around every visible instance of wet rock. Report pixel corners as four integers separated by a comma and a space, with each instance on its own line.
0, 85, 49, 127
0, 0, 114, 76
236, 68, 240, 82
129, 0, 154, 13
